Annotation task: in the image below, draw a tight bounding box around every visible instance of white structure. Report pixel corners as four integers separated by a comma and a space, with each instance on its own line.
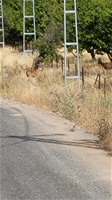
64, 0, 80, 88
23, 0, 36, 55
0, 0, 4, 47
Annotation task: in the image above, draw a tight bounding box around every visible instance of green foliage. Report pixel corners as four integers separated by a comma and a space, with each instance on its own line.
2, 0, 112, 60
34, 0, 63, 61
77, 0, 112, 59
34, 22, 63, 62
3, 1, 23, 42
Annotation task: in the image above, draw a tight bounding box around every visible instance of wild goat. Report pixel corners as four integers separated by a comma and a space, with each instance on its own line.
98, 58, 112, 70
26, 67, 43, 80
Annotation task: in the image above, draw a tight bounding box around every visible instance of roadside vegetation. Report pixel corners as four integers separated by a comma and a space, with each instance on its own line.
0, 47, 112, 154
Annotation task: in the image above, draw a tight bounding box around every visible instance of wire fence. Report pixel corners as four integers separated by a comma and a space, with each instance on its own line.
81, 67, 112, 96
50, 56, 112, 96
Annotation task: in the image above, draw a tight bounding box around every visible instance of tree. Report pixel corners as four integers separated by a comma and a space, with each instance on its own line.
3, 1, 23, 43
77, 0, 112, 60
34, 0, 63, 61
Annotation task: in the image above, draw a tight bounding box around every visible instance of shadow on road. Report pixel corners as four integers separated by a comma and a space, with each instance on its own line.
1, 134, 100, 150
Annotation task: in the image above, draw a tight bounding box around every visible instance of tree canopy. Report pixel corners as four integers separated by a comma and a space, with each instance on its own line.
77, 0, 112, 60
2, 0, 112, 60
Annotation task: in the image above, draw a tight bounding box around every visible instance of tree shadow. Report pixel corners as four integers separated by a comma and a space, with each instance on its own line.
1, 134, 100, 150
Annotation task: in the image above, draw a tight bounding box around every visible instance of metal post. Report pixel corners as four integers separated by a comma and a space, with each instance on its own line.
0, 0, 5, 47
23, 0, 36, 56
64, 0, 67, 87
64, 0, 80, 89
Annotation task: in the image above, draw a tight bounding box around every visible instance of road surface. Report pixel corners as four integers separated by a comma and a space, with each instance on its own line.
0, 98, 111, 200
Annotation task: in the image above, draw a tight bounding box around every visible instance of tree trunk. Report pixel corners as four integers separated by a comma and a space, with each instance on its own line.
90, 48, 96, 60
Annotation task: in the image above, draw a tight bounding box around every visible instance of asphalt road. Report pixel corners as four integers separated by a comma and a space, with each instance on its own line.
0, 98, 111, 200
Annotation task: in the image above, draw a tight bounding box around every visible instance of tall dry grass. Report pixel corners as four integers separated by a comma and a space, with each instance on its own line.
0, 46, 112, 154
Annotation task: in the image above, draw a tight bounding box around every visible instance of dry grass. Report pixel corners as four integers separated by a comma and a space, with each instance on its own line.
0, 46, 112, 154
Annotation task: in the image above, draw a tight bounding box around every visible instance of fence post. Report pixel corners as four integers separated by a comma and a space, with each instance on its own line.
82, 67, 84, 85
56, 55, 58, 68
61, 57, 63, 74
51, 59, 53, 68
75, 63, 77, 74
68, 60, 70, 75
98, 74, 101, 89
95, 73, 101, 89
104, 77, 106, 96
95, 74, 98, 85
